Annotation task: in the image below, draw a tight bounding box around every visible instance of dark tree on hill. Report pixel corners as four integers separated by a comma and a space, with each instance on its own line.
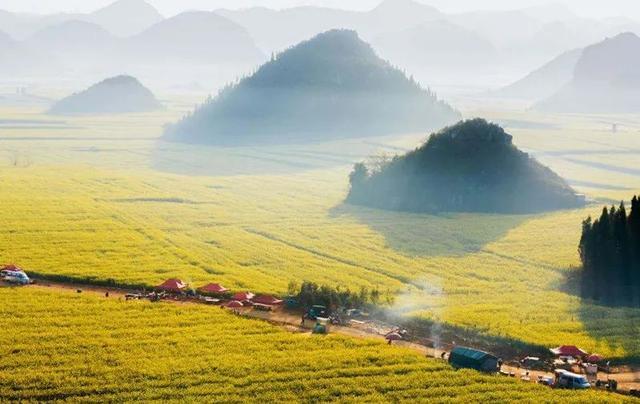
346, 119, 585, 214
579, 196, 640, 306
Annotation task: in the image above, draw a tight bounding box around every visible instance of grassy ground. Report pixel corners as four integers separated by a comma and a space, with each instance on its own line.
0, 105, 639, 360
0, 286, 631, 402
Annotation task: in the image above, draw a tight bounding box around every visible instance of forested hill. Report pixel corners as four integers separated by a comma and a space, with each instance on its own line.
347, 119, 585, 214
49, 75, 162, 115
164, 29, 460, 145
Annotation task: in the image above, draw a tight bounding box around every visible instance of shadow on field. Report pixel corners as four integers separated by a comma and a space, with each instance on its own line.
329, 203, 529, 257
577, 300, 640, 362
559, 270, 640, 361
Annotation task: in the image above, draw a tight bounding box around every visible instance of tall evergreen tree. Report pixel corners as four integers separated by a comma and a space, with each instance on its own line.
579, 196, 640, 306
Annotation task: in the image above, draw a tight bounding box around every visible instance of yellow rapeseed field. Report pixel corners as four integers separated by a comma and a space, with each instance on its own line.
0, 287, 631, 402
1, 106, 639, 360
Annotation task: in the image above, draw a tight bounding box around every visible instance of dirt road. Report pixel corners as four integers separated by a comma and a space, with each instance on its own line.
10, 279, 640, 394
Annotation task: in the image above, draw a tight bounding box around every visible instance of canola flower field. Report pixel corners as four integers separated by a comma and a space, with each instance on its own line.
0, 286, 632, 402
0, 106, 639, 361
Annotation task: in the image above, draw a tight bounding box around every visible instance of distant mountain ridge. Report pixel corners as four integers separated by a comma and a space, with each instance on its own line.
123, 11, 264, 64
217, 0, 444, 52
0, 0, 162, 39
536, 32, 640, 112
372, 19, 497, 75
165, 29, 460, 145
347, 119, 585, 214
496, 48, 583, 99
88, 0, 163, 37
49, 75, 162, 115
24, 20, 117, 57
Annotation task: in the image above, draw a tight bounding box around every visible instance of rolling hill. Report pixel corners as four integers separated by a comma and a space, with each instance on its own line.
347, 119, 585, 214
49, 75, 162, 115
164, 29, 460, 145
536, 32, 640, 113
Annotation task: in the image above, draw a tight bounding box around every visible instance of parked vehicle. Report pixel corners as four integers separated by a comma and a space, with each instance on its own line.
448, 347, 500, 373
1, 270, 30, 285
306, 305, 328, 320
554, 369, 591, 389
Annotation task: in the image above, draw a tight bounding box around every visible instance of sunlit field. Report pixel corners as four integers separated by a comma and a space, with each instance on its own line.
1, 103, 639, 359
0, 286, 630, 402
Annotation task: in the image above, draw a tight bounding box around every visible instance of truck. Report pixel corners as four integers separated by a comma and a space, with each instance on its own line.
448, 346, 500, 373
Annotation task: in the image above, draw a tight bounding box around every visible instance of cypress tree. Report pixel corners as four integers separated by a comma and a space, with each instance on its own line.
629, 196, 640, 305
614, 202, 630, 303
579, 217, 595, 298
579, 196, 640, 306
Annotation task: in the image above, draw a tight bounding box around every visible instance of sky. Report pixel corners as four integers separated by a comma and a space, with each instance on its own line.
0, 0, 639, 20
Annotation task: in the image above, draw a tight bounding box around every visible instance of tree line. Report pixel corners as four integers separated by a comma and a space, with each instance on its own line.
288, 281, 394, 310
579, 196, 640, 306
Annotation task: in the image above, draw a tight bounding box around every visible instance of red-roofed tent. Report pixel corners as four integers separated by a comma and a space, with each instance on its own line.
1, 264, 22, 272
586, 354, 604, 363
252, 294, 283, 305
198, 283, 228, 294
225, 300, 244, 308
232, 291, 255, 302
156, 278, 187, 293
550, 345, 588, 357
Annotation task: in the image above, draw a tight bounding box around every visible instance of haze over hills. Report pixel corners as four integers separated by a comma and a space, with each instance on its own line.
0, 0, 162, 39
0, 29, 14, 48
372, 19, 497, 76
0, 0, 638, 92
347, 119, 585, 214
536, 32, 640, 113
165, 29, 459, 145
217, 0, 443, 53
124, 11, 264, 65
496, 48, 583, 100
49, 75, 162, 115
24, 20, 118, 61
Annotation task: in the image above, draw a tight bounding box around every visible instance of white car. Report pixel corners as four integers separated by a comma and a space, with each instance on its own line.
554, 369, 591, 389
1, 270, 30, 285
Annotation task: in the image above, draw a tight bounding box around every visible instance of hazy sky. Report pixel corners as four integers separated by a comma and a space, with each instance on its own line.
1, 0, 639, 20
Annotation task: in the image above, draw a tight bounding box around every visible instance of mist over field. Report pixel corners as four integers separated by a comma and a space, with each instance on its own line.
2, 0, 640, 402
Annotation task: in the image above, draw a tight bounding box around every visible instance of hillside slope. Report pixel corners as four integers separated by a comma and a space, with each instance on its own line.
496, 48, 582, 100
347, 119, 584, 214
165, 29, 459, 145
